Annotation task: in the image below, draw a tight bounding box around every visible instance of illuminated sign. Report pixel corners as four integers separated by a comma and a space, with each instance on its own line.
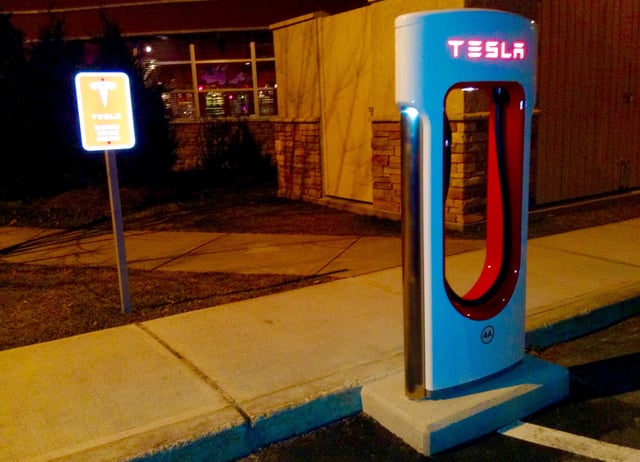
75, 72, 136, 151
447, 39, 526, 60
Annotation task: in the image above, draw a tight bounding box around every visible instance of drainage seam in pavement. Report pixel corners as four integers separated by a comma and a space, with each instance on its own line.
134, 322, 253, 425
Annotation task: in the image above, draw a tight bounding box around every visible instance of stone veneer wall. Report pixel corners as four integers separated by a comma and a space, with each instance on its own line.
371, 113, 538, 229
371, 115, 491, 229
371, 120, 403, 216
447, 114, 490, 228
272, 118, 323, 201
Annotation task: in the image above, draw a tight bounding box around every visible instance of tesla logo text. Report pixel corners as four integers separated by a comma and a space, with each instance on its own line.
447, 39, 526, 60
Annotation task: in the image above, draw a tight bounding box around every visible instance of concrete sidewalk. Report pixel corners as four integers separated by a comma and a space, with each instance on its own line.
0, 225, 405, 278
1, 219, 639, 461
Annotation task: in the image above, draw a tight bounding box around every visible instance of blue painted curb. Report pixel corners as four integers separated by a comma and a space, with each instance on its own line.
526, 295, 640, 350
136, 387, 363, 462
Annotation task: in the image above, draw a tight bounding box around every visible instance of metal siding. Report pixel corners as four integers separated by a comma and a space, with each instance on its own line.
536, 0, 639, 204
623, 0, 640, 189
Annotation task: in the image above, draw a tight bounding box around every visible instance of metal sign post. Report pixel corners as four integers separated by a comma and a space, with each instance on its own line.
104, 150, 131, 313
75, 71, 136, 314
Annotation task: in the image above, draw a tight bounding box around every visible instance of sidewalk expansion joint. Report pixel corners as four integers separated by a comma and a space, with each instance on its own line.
148, 233, 230, 271
313, 236, 362, 276
134, 323, 252, 425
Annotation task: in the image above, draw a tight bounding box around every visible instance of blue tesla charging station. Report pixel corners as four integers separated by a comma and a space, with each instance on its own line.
396, 9, 537, 398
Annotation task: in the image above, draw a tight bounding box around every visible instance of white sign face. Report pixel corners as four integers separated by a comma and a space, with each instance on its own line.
75, 72, 136, 151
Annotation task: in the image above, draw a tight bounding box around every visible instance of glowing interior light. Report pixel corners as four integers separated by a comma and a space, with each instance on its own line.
145, 45, 152, 53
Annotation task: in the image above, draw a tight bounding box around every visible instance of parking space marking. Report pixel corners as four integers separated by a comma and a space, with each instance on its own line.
499, 421, 640, 462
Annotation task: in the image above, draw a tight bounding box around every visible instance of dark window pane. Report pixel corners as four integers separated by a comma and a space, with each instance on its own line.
194, 32, 250, 59
253, 31, 275, 58
134, 36, 191, 61
256, 61, 276, 88
147, 63, 192, 89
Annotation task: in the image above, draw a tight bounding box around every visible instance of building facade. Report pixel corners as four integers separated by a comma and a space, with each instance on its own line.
4, 0, 639, 227
271, 0, 639, 227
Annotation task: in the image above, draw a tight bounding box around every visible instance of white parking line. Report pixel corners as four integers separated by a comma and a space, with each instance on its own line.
499, 421, 640, 462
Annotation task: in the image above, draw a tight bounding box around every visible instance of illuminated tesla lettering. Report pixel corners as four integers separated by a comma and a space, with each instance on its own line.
447, 39, 525, 60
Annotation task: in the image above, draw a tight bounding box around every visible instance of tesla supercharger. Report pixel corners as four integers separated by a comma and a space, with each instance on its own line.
396, 9, 537, 398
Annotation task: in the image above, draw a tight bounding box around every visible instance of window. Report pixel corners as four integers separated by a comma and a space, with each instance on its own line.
134, 31, 277, 119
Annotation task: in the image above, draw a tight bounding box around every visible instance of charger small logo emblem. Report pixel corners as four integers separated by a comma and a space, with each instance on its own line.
481, 326, 495, 344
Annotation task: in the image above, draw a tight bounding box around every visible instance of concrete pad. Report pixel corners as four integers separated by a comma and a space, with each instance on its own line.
444, 249, 487, 296
1, 228, 225, 270
361, 355, 569, 456
0, 226, 61, 250
1, 230, 116, 266
0, 325, 242, 461
356, 267, 403, 295
142, 277, 404, 423
0, 228, 147, 267
443, 238, 486, 256
321, 236, 401, 277
158, 233, 359, 275
530, 218, 640, 266
124, 230, 225, 270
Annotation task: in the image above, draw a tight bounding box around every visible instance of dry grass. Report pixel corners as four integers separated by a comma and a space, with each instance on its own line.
0, 263, 334, 351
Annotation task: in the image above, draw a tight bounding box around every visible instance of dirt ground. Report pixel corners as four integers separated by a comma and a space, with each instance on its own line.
1, 181, 639, 351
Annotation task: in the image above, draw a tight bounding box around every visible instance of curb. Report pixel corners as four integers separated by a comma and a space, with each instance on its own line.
135, 388, 363, 462
525, 295, 640, 350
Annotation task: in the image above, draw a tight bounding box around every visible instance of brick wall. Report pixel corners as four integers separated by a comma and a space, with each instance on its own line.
272, 118, 323, 201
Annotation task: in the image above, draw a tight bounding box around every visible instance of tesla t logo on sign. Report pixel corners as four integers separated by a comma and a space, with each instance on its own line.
447, 39, 526, 60
75, 72, 136, 151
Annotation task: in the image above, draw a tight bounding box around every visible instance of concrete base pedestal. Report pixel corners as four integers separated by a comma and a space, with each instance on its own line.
361, 355, 569, 456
